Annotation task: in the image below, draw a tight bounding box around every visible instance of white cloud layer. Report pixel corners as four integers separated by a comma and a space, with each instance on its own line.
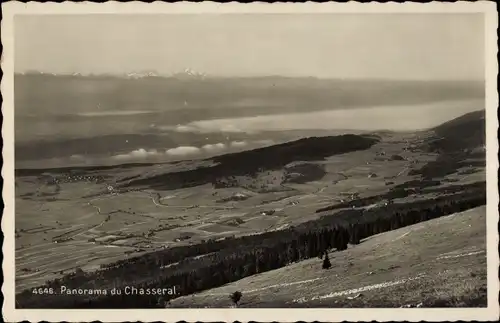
112, 148, 161, 161
230, 141, 247, 148
165, 146, 201, 156
109, 140, 275, 162
202, 143, 226, 152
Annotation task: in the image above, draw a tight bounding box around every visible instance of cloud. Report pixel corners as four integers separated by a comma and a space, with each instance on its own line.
107, 139, 276, 163
230, 141, 248, 148
112, 146, 203, 161
159, 122, 245, 134
112, 148, 161, 161
130, 148, 161, 158
174, 125, 199, 133
157, 124, 198, 133
69, 154, 85, 161
219, 124, 245, 133
166, 146, 201, 156
202, 143, 226, 152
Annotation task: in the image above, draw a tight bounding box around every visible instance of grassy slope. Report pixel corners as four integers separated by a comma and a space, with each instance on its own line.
170, 206, 486, 308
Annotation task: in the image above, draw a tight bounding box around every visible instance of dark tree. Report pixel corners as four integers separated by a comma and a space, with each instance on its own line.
322, 252, 332, 269
230, 291, 242, 306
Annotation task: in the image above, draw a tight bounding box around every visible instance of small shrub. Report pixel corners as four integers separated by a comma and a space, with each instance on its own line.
322, 253, 332, 269
230, 291, 242, 305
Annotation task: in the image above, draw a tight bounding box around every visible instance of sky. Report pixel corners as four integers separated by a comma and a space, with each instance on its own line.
15, 13, 485, 80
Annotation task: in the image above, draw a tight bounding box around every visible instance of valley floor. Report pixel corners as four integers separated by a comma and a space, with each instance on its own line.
15, 131, 442, 290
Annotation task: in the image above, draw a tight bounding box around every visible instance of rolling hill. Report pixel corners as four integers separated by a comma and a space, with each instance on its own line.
409, 109, 485, 180
425, 110, 486, 153
120, 134, 379, 190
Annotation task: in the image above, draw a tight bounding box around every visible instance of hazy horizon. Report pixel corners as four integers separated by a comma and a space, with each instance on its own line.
14, 72, 488, 82
15, 13, 485, 81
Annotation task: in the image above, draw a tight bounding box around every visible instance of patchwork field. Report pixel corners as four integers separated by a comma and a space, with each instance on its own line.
15, 129, 485, 292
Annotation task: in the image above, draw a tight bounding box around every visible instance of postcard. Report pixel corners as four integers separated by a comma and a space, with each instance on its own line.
2, 1, 498, 321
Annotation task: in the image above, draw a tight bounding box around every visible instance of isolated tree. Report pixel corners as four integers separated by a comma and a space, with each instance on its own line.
349, 226, 361, 245
322, 252, 332, 270
230, 291, 242, 306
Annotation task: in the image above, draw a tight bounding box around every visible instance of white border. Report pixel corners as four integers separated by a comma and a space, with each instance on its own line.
1, 1, 498, 322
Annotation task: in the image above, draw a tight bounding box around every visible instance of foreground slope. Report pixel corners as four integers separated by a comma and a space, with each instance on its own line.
170, 206, 487, 308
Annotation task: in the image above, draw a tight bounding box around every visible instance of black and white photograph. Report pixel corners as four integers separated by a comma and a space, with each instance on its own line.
2, 1, 498, 322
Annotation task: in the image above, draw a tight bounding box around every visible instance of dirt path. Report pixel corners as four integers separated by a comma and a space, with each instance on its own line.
391, 231, 411, 242
132, 190, 235, 210
203, 277, 325, 296
436, 250, 485, 260
294, 273, 426, 303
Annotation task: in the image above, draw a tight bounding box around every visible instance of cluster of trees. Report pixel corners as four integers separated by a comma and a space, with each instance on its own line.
316, 181, 484, 213
18, 185, 485, 308
413, 153, 486, 180
123, 135, 379, 191
427, 110, 485, 154
406, 109, 485, 181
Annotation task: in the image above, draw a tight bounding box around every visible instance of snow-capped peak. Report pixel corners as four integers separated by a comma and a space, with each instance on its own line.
172, 67, 207, 79
125, 71, 159, 79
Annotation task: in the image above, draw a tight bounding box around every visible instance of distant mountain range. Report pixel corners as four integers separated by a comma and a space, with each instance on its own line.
125, 68, 208, 79
17, 68, 208, 80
